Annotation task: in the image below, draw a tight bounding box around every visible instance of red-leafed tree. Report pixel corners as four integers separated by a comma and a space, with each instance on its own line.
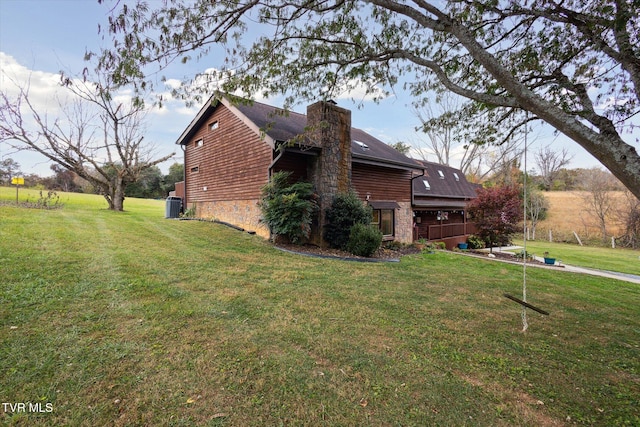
468, 186, 522, 252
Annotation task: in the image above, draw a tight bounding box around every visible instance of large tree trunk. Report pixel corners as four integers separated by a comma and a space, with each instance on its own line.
100, 178, 126, 211
112, 177, 126, 211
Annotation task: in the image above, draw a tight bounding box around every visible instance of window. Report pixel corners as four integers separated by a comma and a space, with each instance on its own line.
372, 209, 394, 237
190, 166, 199, 173
423, 179, 431, 190
437, 170, 445, 179
195, 138, 203, 147
209, 121, 219, 131
453, 172, 460, 181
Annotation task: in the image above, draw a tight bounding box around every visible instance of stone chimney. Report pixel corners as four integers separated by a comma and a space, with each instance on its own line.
306, 101, 352, 246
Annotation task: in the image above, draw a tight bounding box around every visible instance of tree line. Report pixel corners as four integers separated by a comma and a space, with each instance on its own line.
0, 158, 184, 200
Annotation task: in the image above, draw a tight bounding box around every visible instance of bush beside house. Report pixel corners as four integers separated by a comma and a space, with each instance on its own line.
324, 191, 373, 250
259, 171, 318, 243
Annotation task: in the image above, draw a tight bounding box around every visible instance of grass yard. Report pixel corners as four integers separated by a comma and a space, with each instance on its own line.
1, 188, 639, 426
512, 240, 640, 277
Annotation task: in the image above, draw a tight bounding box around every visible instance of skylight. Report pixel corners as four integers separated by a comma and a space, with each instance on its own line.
423, 179, 431, 190
354, 140, 369, 150
453, 172, 460, 181
438, 170, 445, 179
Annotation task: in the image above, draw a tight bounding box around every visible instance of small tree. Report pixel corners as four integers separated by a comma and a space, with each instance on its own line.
616, 191, 640, 249
578, 168, 618, 243
468, 185, 522, 252
0, 158, 21, 185
525, 187, 549, 240
259, 171, 318, 244
324, 190, 373, 250
535, 145, 573, 191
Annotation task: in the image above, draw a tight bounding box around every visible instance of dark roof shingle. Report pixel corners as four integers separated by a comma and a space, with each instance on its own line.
413, 160, 478, 199
235, 99, 422, 170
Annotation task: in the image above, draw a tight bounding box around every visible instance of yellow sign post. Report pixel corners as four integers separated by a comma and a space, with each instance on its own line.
11, 177, 24, 205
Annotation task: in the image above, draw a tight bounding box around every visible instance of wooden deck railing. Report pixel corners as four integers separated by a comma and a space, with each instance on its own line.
414, 222, 477, 241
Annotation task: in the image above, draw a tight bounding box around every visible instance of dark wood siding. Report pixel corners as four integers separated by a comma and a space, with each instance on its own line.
352, 163, 412, 202
184, 105, 272, 203
273, 151, 312, 182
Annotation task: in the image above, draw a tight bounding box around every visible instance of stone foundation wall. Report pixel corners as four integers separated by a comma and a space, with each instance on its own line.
395, 201, 414, 244
194, 200, 269, 238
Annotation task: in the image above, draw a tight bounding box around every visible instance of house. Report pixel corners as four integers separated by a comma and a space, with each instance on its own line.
175, 94, 477, 248
412, 160, 480, 248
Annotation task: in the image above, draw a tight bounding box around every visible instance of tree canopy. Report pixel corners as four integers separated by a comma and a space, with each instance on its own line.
96, 0, 640, 198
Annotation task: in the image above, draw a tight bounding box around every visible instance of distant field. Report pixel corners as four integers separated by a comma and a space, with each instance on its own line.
533, 191, 626, 244
1, 188, 638, 426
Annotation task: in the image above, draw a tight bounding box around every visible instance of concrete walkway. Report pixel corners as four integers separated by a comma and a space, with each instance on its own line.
561, 265, 640, 284
476, 246, 640, 285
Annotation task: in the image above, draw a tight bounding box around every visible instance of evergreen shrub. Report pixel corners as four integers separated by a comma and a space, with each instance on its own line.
324, 190, 372, 250
346, 223, 383, 257
259, 171, 317, 243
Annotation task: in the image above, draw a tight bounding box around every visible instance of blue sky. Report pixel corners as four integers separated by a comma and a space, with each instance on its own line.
0, 0, 608, 177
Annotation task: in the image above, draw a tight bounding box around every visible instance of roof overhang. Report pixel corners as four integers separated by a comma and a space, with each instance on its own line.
175, 94, 276, 149
352, 155, 424, 171
368, 201, 401, 209
413, 199, 469, 209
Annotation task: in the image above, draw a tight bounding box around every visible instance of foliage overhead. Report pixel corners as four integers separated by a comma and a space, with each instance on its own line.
95, 0, 640, 199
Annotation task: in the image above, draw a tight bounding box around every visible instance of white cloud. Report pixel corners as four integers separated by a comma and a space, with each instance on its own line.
164, 78, 183, 90
0, 52, 71, 115
329, 78, 388, 102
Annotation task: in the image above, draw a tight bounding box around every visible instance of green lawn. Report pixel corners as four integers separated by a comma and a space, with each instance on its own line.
1, 188, 639, 426
513, 240, 640, 276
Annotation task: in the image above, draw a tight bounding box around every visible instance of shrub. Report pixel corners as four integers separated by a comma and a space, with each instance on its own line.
181, 202, 196, 218
259, 171, 318, 243
346, 223, 383, 257
18, 190, 64, 210
466, 234, 485, 249
468, 185, 522, 251
324, 190, 372, 250
514, 250, 534, 261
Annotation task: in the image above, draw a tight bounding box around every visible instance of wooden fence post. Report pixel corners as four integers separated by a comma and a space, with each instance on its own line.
573, 231, 583, 246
